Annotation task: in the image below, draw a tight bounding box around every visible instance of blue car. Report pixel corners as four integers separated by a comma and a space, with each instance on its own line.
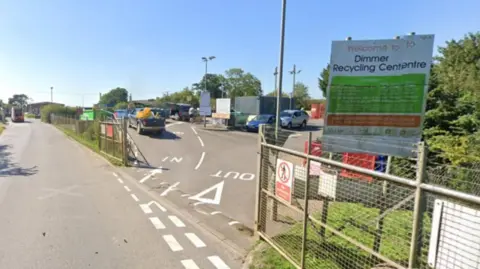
245, 114, 275, 132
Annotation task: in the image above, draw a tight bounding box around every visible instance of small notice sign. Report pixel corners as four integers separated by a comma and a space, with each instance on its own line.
275, 158, 294, 203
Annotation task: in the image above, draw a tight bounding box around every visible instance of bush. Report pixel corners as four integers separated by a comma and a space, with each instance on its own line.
40, 104, 76, 123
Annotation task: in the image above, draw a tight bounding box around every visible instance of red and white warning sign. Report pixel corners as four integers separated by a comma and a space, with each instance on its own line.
275, 158, 294, 203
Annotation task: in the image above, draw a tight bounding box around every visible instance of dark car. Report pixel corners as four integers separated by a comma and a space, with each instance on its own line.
169, 103, 191, 121
128, 108, 166, 135
245, 114, 275, 132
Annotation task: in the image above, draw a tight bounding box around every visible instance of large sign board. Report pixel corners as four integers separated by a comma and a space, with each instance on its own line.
275, 159, 294, 203
322, 34, 435, 157
215, 98, 231, 119
199, 92, 211, 116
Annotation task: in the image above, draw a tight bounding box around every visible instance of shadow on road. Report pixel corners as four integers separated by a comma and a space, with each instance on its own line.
147, 131, 180, 140
0, 145, 38, 177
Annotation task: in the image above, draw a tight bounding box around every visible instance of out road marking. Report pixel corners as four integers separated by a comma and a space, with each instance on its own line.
131, 194, 139, 202
181, 259, 200, 269
149, 217, 166, 229
163, 235, 183, 252
160, 182, 180, 197
191, 126, 198, 135
197, 136, 204, 147
185, 233, 206, 248
139, 201, 167, 214
208, 256, 230, 269
124, 186, 131, 192
194, 152, 206, 170
168, 215, 186, 227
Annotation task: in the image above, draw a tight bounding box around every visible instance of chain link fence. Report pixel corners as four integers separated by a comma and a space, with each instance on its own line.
255, 124, 480, 269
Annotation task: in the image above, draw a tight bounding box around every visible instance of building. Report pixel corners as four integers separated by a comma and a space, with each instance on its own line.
26, 102, 64, 115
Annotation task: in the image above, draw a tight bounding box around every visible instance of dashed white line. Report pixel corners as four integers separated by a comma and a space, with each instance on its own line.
185, 233, 206, 248
181, 259, 200, 269
168, 215, 186, 227
131, 194, 139, 202
191, 126, 198, 135
197, 136, 204, 147
194, 152, 205, 170
140, 204, 153, 214
228, 221, 240, 226
208, 256, 230, 269
117, 178, 124, 184
149, 217, 166, 229
163, 235, 183, 252
210, 211, 222, 215
124, 186, 131, 192
112, 172, 118, 177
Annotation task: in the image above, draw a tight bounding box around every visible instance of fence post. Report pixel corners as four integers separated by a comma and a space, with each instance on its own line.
408, 142, 428, 268
122, 118, 128, 166
254, 124, 266, 237
97, 121, 101, 150
372, 155, 392, 260
300, 132, 312, 269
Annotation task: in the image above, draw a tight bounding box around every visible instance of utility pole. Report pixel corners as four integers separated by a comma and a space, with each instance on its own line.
274, 67, 278, 96
289, 64, 301, 109
201, 56, 216, 127
50, 86, 53, 102
275, 0, 287, 138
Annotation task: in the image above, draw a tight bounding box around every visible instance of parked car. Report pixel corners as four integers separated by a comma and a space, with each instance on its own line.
280, 109, 309, 129
113, 109, 128, 120
245, 114, 275, 132
168, 103, 191, 121
128, 108, 166, 135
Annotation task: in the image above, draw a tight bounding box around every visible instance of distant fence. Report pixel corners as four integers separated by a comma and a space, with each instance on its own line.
255, 125, 480, 269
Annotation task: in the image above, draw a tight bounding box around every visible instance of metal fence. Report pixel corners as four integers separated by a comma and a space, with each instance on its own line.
255, 125, 480, 269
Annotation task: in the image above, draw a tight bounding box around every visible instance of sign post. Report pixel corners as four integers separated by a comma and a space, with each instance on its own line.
275, 158, 294, 203
199, 92, 211, 128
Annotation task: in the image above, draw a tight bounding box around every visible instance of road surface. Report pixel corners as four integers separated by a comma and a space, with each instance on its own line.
0, 119, 242, 269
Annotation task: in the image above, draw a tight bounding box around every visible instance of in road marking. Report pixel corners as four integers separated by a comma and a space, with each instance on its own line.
149, 217, 165, 229
112, 172, 118, 177
197, 136, 204, 147
124, 185, 131, 192
131, 194, 139, 202
228, 221, 240, 226
185, 233, 206, 248
208, 256, 230, 269
117, 178, 124, 184
181, 259, 200, 269
168, 215, 186, 227
160, 182, 180, 197
194, 152, 205, 170
210, 211, 222, 215
191, 126, 198, 135
163, 235, 183, 252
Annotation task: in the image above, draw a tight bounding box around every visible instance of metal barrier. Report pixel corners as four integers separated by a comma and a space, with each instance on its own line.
255, 124, 480, 269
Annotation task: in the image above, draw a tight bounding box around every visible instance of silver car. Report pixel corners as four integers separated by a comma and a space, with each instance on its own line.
280, 109, 309, 129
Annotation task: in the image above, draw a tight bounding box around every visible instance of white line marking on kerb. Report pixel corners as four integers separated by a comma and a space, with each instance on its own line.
168, 215, 186, 227
210, 211, 222, 215
208, 256, 230, 269
181, 259, 200, 269
124, 186, 131, 192
117, 178, 124, 184
194, 152, 205, 170
197, 136, 204, 147
163, 235, 183, 252
191, 126, 198, 135
112, 172, 118, 177
131, 194, 139, 202
160, 182, 179, 197
185, 233, 206, 248
149, 217, 165, 229
228, 221, 240, 226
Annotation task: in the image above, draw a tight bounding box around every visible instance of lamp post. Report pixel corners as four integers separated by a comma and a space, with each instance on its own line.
50, 86, 54, 102
275, 0, 287, 137
201, 56, 216, 127
289, 64, 301, 109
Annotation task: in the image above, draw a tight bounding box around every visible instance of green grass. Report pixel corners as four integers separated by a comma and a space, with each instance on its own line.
24, 113, 36, 118
251, 202, 431, 269
0, 123, 5, 135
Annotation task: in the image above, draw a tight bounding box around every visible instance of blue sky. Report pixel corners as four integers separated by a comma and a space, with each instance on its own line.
1, 0, 479, 106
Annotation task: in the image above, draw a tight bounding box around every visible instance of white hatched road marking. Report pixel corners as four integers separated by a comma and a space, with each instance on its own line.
124, 185, 131, 192
163, 235, 183, 252
181, 259, 200, 269
208, 256, 230, 269
149, 217, 165, 229
130, 194, 139, 202
185, 233, 206, 248
168, 215, 186, 227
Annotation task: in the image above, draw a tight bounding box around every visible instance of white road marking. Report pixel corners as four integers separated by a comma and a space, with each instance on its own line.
188, 181, 224, 205
140, 201, 167, 214
139, 167, 163, 183
208, 256, 230, 269
197, 136, 204, 147
168, 215, 186, 227
194, 152, 205, 170
117, 177, 124, 184
124, 185, 131, 192
112, 172, 118, 177
193, 201, 204, 206
181, 259, 200, 269
181, 194, 190, 197
185, 233, 206, 248
210, 211, 222, 215
191, 126, 198, 135
228, 221, 240, 226
166, 122, 184, 127
149, 217, 166, 229
160, 182, 180, 196
131, 194, 139, 202
163, 235, 183, 252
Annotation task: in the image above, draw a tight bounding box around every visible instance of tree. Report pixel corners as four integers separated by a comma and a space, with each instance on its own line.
99, 88, 128, 106
192, 74, 225, 99
223, 68, 262, 97
266, 91, 288, 97
156, 87, 199, 107
8, 94, 30, 107
318, 64, 330, 98
114, 102, 129, 110
293, 82, 311, 109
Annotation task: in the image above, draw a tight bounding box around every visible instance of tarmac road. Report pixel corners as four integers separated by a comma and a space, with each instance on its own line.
0, 119, 241, 269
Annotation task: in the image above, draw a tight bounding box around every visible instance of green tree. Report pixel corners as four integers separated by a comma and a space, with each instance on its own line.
265, 91, 288, 97
192, 74, 226, 99
318, 64, 330, 98
223, 68, 262, 97
99, 87, 128, 106
293, 82, 311, 109
8, 94, 29, 107
156, 87, 200, 107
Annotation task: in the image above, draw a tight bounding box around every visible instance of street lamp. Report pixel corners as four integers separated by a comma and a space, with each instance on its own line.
219, 84, 225, 98
275, 0, 287, 137
50, 86, 54, 103
289, 64, 301, 109
201, 56, 216, 127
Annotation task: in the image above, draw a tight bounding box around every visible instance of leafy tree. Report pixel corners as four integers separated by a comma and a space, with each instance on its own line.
192, 74, 226, 99
8, 94, 29, 107
265, 91, 288, 97
156, 87, 199, 107
293, 82, 311, 109
99, 87, 128, 106
223, 68, 262, 97
318, 64, 330, 98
